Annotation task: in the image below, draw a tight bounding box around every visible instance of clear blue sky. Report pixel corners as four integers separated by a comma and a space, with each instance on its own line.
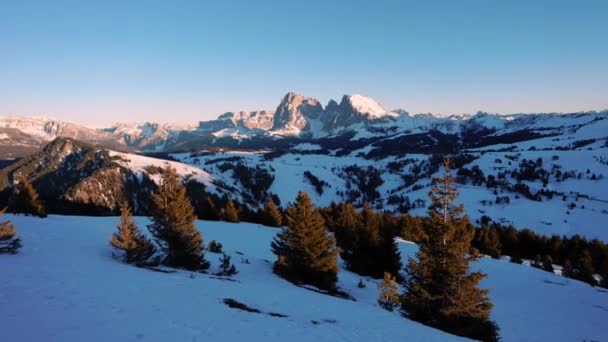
1, 0, 607, 126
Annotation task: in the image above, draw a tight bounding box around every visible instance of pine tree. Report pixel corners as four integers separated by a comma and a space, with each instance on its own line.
562, 259, 574, 278
216, 252, 238, 276
147, 166, 209, 271
223, 198, 240, 223
402, 158, 498, 341
11, 179, 46, 218
262, 197, 283, 227
532, 255, 543, 269
109, 203, 155, 264
0, 208, 22, 254
575, 250, 596, 285
377, 272, 400, 311
542, 255, 554, 273
200, 197, 220, 221
271, 191, 339, 291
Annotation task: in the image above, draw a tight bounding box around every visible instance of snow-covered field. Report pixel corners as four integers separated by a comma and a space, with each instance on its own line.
2, 215, 608, 341
173, 144, 608, 241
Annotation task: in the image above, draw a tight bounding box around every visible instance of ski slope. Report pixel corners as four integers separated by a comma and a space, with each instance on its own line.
2, 215, 608, 341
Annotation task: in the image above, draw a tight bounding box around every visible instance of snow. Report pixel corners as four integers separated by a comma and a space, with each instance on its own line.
399, 242, 608, 342
0, 133, 10, 140
173, 145, 608, 241
0, 215, 466, 342
348, 94, 389, 118
109, 151, 216, 190
2, 215, 607, 341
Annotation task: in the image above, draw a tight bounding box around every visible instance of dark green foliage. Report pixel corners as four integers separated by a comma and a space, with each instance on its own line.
542, 255, 554, 273
0, 208, 22, 254
262, 197, 283, 227
574, 250, 596, 285
532, 255, 543, 269
303, 171, 328, 195
562, 259, 574, 278
184, 180, 220, 221
324, 202, 402, 279
147, 166, 209, 271
11, 179, 46, 217
271, 192, 339, 291
470, 222, 608, 286
402, 159, 498, 341
207, 240, 223, 253
109, 203, 155, 263
216, 253, 238, 276
223, 198, 240, 223
475, 226, 502, 258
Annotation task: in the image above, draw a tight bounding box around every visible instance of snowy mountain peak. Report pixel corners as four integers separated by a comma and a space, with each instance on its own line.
345, 94, 388, 118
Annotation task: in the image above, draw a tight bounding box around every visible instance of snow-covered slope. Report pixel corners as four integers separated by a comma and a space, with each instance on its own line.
173, 124, 608, 241
0, 215, 466, 342
1, 215, 607, 341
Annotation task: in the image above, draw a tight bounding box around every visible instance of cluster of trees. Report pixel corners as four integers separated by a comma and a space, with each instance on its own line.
303, 171, 328, 196
336, 165, 384, 205
111, 166, 211, 270
184, 181, 283, 228
321, 202, 402, 279
472, 223, 608, 287
271, 160, 499, 341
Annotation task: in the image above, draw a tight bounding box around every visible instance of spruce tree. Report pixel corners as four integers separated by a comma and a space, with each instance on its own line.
262, 197, 283, 227
562, 259, 574, 278
109, 203, 155, 264
377, 272, 400, 311
216, 252, 238, 276
223, 198, 240, 223
271, 191, 339, 290
542, 255, 554, 273
12, 179, 46, 218
402, 158, 498, 341
0, 208, 22, 254
575, 250, 596, 285
201, 197, 220, 221
147, 166, 209, 271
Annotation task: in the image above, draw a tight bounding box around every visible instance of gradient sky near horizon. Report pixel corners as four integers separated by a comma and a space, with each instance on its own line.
1, 0, 607, 127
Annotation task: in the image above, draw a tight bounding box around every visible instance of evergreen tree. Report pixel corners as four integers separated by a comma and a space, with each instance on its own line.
402, 158, 498, 341
216, 252, 238, 276
109, 203, 155, 264
11, 179, 46, 218
562, 259, 574, 278
201, 197, 220, 221
575, 250, 596, 285
532, 255, 543, 269
542, 255, 554, 273
0, 208, 22, 254
271, 191, 339, 291
207, 240, 223, 253
377, 272, 400, 311
223, 198, 240, 223
330, 202, 402, 279
147, 166, 209, 271
262, 197, 283, 227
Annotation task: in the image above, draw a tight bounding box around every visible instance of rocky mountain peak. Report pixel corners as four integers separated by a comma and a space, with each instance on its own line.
271, 92, 323, 132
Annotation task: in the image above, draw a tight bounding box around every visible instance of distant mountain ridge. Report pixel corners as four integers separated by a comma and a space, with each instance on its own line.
1, 92, 607, 158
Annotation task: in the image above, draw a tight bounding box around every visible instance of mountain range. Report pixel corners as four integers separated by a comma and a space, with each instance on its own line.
2, 92, 606, 159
